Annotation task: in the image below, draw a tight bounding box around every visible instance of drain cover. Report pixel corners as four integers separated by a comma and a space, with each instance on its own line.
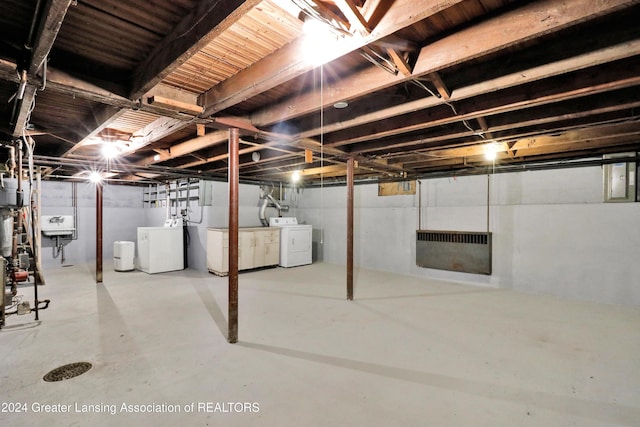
43, 362, 92, 382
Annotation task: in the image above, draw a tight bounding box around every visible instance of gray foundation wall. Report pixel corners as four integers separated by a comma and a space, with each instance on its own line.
294, 167, 640, 306
39, 180, 265, 274
38, 166, 640, 306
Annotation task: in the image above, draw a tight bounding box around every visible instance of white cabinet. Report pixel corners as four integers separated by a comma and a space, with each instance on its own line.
207, 227, 280, 275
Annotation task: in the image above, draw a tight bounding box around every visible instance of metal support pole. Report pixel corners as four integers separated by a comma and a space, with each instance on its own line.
346, 157, 354, 301
96, 182, 103, 283
31, 170, 39, 320
228, 128, 239, 343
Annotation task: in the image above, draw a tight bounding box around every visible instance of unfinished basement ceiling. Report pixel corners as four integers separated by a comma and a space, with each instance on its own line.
0, 0, 639, 185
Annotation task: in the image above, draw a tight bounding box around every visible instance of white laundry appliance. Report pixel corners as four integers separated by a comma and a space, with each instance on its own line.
113, 241, 135, 271
269, 217, 312, 267
137, 219, 184, 274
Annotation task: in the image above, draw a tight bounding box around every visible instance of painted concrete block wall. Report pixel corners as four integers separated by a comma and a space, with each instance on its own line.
40, 181, 145, 268
295, 167, 640, 305
40, 180, 266, 273
143, 181, 265, 272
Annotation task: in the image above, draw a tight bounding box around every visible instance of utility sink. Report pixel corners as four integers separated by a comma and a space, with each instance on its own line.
41, 215, 75, 237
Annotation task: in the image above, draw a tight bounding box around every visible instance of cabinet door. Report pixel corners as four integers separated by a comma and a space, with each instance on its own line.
207, 230, 229, 274
264, 242, 280, 266
264, 229, 280, 266
253, 230, 266, 267
238, 231, 255, 270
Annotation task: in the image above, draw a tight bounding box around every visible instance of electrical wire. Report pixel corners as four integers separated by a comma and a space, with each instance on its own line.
411, 78, 485, 139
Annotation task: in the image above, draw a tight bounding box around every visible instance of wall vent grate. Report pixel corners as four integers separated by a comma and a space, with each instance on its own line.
416, 230, 492, 275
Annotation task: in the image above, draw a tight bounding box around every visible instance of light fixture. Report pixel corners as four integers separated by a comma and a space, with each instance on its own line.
153, 154, 161, 161
300, 14, 338, 66
303, 16, 327, 36
484, 142, 499, 161
89, 171, 103, 183
291, 170, 301, 183
333, 101, 348, 109
102, 143, 120, 159
252, 152, 261, 162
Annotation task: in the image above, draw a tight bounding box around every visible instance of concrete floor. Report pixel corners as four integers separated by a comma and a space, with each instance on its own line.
1, 262, 639, 426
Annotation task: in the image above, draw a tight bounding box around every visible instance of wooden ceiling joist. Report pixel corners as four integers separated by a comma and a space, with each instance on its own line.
200, 0, 467, 116
10, 0, 73, 137
251, 1, 639, 128
129, 0, 262, 99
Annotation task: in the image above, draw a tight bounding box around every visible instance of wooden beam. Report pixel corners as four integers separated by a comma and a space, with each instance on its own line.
123, 117, 191, 155
147, 96, 204, 115
428, 72, 450, 100
10, 0, 73, 136
301, 164, 346, 176
213, 116, 260, 133
404, 122, 640, 163
251, 1, 638, 128
200, 0, 467, 116
58, 107, 126, 158
135, 130, 229, 165
334, 61, 640, 149
334, 0, 371, 34
387, 48, 412, 76
129, 0, 260, 100
29, 0, 73, 74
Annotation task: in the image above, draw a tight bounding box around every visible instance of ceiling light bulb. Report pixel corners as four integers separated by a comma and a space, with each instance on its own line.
302, 17, 326, 36
89, 171, 102, 183
102, 143, 119, 159
153, 154, 161, 161
484, 143, 499, 161
291, 170, 301, 182
334, 101, 348, 109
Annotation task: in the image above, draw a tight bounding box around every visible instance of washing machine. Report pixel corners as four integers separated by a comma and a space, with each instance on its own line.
268, 217, 312, 267
137, 224, 184, 274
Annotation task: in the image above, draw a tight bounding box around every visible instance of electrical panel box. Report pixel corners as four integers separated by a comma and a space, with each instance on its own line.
603, 154, 637, 202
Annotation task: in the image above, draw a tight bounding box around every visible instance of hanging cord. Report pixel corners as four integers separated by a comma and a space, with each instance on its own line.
410, 79, 485, 139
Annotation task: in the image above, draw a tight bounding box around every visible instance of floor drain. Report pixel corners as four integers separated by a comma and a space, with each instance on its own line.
43, 362, 92, 382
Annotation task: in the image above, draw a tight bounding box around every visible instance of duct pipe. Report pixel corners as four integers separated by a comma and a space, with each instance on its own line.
259, 193, 289, 226
228, 128, 239, 344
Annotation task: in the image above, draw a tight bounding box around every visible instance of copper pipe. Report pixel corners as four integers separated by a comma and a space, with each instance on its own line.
228, 128, 239, 343
346, 157, 354, 301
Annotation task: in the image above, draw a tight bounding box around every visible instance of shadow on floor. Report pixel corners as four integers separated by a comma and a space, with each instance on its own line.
192, 282, 228, 340
238, 341, 640, 425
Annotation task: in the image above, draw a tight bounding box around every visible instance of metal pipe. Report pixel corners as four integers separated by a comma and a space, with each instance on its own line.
228, 128, 239, 344
418, 180, 422, 230
346, 157, 354, 301
96, 183, 103, 283
72, 181, 78, 240
25, 0, 44, 53
486, 173, 490, 233
30, 167, 39, 320
9, 146, 16, 178
16, 140, 23, 206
